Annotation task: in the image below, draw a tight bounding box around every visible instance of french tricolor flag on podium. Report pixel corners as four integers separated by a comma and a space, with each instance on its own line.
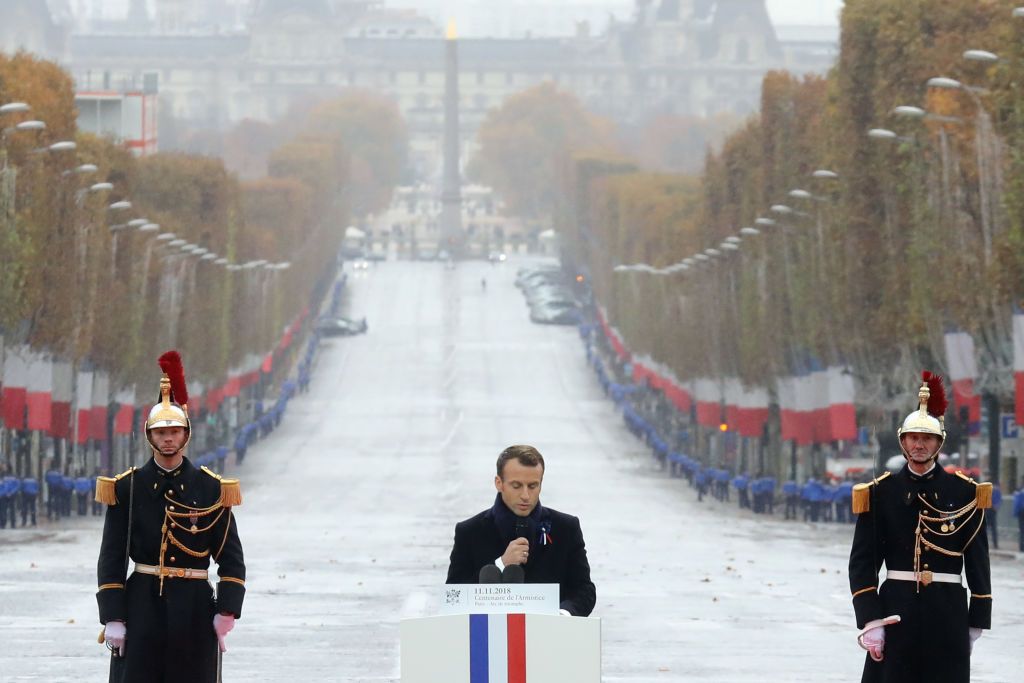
401, 610, 600, 682
469, 614, 528, 683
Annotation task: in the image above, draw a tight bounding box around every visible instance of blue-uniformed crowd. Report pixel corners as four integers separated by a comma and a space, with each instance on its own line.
1, 370, 307, 531
0, 274, 341, 535
580, 316, 1024, 539
0, 469, 40, 528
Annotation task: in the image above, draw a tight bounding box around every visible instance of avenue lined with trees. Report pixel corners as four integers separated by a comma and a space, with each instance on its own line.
0, 51, 406, 480
473, 0, 1024, 483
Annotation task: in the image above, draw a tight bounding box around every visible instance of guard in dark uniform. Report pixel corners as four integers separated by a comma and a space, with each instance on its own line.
96, 351, 246, 683
848, 372, 991, 683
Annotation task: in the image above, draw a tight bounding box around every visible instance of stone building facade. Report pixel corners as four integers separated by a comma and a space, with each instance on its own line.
3, 0, 833, 178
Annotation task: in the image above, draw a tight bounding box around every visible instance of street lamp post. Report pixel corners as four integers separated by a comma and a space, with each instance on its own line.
927, 75, 1003, 267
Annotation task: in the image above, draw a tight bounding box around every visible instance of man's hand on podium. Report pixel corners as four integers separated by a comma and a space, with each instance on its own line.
501, 537, 530, 567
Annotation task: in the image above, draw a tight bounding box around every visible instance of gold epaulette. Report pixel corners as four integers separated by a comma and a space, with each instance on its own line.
94, 467, 135, 505
852, 471, 891, 514
955, 471, 992, 509
201, 466, 243, 507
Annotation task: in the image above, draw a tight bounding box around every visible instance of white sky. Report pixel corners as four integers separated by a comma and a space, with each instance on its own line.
85, 0, 845, 27
766, 0, 843, 26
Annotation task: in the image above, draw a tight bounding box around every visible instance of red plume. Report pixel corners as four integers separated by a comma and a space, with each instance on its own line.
158, 350, 189, 407
921, 370, 947, 419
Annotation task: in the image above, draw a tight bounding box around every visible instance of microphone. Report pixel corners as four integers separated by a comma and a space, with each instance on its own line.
514, 519, 530, 540
479, 564, 502, 584
502, 564, 525, 584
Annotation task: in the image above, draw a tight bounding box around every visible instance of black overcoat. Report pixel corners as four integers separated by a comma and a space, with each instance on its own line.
96, 457, 246, 683
848, 465, 991, 683
445, 504, 596, 616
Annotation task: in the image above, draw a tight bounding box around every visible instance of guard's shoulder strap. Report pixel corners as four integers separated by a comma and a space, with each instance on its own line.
953, 470, 992, 509
95, 467, 135, 506
200, 465, 221, 482
200, 466, 242, 507
852, 471, 891, 514
954, 470, 976, 484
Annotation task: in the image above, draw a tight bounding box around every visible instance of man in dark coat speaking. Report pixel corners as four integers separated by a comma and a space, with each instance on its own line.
446, 445, 596, 617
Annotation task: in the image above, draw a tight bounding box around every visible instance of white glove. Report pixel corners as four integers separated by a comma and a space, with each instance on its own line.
859, 626, 885, 662
104, 621, 126, 656
857, 615, 900, 662
213, 613, 235, 653
969, 627, 983, 654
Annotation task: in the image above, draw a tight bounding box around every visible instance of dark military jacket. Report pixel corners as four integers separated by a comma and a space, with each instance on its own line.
848, 464, 991, 683
96, 457, 245, 683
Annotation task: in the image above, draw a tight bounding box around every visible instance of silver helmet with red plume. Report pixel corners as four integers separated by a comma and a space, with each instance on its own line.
897, 370, 947, 460
145, 350, 192, 453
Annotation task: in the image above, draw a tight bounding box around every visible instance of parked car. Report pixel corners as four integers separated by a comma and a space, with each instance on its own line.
516, 271, 562, 289
316, 316, 368, 337
530, 304, 578, 325
515, 266, 560, 287
526, 287, 577, 305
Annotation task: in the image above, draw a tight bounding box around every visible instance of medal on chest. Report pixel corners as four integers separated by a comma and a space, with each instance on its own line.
940, 500, 956, 533
189, 510, 199, 533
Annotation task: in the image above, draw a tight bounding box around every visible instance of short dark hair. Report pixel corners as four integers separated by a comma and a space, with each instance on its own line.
496, 444, 545, 478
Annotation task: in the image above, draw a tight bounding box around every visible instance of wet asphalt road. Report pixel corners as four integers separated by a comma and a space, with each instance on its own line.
0, 259, 1020, 682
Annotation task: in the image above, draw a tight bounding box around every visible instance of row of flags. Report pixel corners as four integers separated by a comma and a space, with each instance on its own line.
596, 308, 1024, 444
775, 367, 856, 445
0, 348, 261, 442
944, 330, 982, 434
0, 307, 310, 441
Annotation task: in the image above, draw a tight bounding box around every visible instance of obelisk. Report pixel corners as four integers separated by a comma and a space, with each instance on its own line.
439, 20, 464, 256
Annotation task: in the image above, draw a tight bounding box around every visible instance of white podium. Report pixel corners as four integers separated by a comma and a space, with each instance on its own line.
400, 585, 601, 682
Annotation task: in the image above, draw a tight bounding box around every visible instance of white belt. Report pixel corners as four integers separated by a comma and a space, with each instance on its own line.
886, 570, 961, 586
134, 563, 209, 580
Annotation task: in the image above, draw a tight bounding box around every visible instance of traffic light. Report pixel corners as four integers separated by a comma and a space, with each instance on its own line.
719, 423, 729, 433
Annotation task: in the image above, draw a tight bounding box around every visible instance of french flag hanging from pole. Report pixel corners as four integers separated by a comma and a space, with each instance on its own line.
1, 346, 29, 430
693, 378, 722, 428
738, 384, 770, 439
26, 352, 53, 432
943, 329, 981, 435
723, 378, 742, 434
90, 372, 110, 442
51, 361, 73, 439
777, 376, 797, 442
793, 371, 816, 446
1014, 310, 1024, 427
114, 386, 136, 435
808, 367, 831, 445
826, 366, 857, 442
75, 370, 94, 444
